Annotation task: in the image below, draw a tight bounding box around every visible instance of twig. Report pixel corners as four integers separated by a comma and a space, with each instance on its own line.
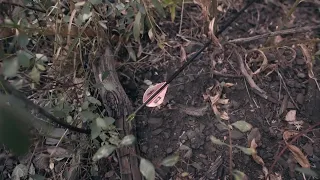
212, 70, 243, 78
277, 70, 300, 110
178, 0, 185, 34
227, 119, 233, 180
229, 24, 320, 43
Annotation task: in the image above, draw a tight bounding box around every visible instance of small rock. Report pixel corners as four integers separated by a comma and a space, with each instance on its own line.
166, 148, 173, 154
148, 117, 163, 129
296, 58, 305, 65
287, 79, 295, 88
297, 72, 306, 79
296, 93, 305, 104
163, 131, 170, 139
302, 143, 313, 156
287, 101, 295, 109
230, 130, 244, 140
152, 128, 164, 135
215, 123, 228, 132
141, 146, 148, 153
186, 130, 197, 139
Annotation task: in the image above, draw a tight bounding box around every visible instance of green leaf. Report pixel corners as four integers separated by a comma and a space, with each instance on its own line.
125, 43, 137, 61
81, 101, 89, 110
0, 96, 31, 155
29, 66, 40, 83
17, 33, 29, 48
151, 0, 166, 18
87, 97, 101, 106
89, 0, 102, 5
92, 144, 116, 161
169, 5, 176, 22
80, 111, 97, 122
236, 146, 256, 155
160, 154, 179, 167
210, 136, 227, 146
120, 135, 136, 146
133, 12, 142, 41
35, 54, 48, 62
231, 121, 252, 133
295, 167, 319, 178
232, 170, 248, 180
17, 50, 33, 68
96, 117, 115, 130
90, 120, 101, 140
140, 158, 155, 180
2, 57, 19, 77
36, 64, 46, 71
101, 71, 109, 80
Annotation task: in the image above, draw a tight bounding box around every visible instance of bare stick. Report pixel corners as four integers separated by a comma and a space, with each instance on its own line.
229, 24, 320, 43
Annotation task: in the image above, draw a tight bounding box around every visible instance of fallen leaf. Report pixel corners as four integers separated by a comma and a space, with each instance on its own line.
180, 45, 187, 62
161, 154, 179, 167
283, 130, 299, 142
139, 158, 155, 180
47, 147, 72, 158
236, 146, 256, 155
232, 170, 248, 180
210, 136, 227, 146
231, 120, 253, 133
295, 167, 319, 178
285, 110, 296, 122
92, 144, 116, 161
120, 135, 136, 146
248, 128, 261, 146
287, 144, 310, 168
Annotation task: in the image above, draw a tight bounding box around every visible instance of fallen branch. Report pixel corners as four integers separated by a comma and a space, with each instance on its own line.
229, 24, 320, 43
232, 45, 279, 104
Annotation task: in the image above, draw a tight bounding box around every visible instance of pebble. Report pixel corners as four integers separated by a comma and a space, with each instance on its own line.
141, 146, 148, 153
166, 148, 173, 154
148, 117, 163, 129
152, 128, 164, 135
297, 72, 306, 79
163, 131, 170, 139
230, 130, 244, 140
296, 93, 305, 104
296, 58, 305, 65
287, 101, 295, 109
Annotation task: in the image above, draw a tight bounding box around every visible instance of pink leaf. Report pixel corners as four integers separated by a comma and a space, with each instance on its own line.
143, 82, 169, 107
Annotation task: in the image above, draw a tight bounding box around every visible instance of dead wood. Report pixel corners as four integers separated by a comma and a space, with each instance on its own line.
92, 44, 142, 180
229, 24, 320, 44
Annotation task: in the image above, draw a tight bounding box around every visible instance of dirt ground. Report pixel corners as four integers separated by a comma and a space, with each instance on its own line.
1, 0, 320, 180
120, 1, 320, 179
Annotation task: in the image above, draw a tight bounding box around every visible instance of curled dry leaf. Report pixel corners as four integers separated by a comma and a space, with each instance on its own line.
180, 45, 187, 62
298, 44, 320, 91
245, 49, 268, 76
285, 110, 296, 122
287, 144, 311, 168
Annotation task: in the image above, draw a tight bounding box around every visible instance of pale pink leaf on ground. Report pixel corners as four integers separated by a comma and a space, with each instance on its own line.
143, 82, 169, 107
285, 110, 296, 122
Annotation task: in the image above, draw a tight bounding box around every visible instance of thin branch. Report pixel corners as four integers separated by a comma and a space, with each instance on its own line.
229, 24, 320, 43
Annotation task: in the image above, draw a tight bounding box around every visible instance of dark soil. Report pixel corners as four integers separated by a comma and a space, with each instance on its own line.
121, 1, 320, 179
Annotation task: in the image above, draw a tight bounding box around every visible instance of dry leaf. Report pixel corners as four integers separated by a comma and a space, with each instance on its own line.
177, 104, 208, 117
217, 99, 229, 105
180, 45, 187, 62
220, 111, 230, 120
208, 18, 221, 47
298, 44, 320, 90
283, 131, 299, 142
248, 128, 261, 147
287, 144, 311, 168
285, 110, 296, 122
